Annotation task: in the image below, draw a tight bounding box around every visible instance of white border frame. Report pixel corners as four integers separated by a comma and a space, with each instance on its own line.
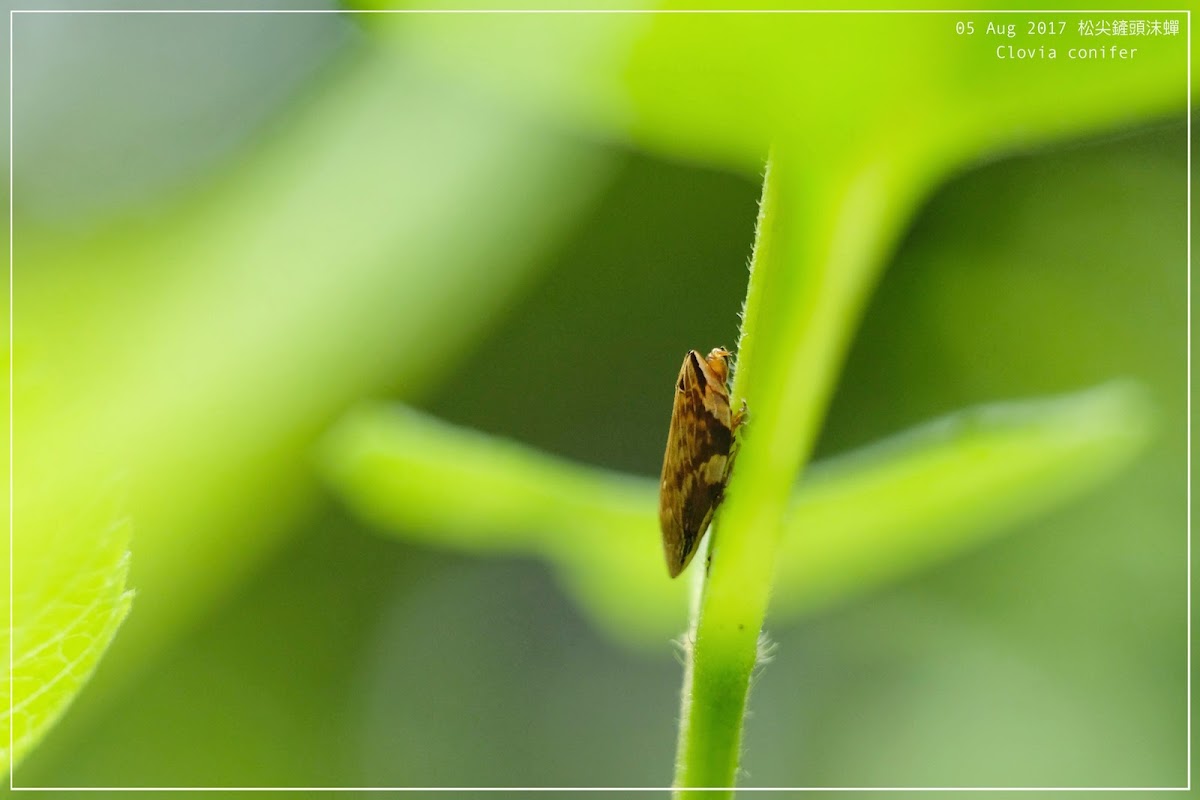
7, 6, 1190, 796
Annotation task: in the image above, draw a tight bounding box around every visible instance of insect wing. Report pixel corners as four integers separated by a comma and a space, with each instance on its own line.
658, 350, 733, 577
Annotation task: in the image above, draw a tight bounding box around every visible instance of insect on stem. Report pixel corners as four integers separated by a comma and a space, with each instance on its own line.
657, 347, 747, 578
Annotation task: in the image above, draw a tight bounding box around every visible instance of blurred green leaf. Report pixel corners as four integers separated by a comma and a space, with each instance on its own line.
321, 380, 1152, 646
367, 6, 1186, 175
774, 379, 1154, 616
1, 486, 133, 776
319, 402, 679, 644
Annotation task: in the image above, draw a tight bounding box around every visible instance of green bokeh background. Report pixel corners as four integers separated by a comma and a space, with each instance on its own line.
5, 3, 1189, 792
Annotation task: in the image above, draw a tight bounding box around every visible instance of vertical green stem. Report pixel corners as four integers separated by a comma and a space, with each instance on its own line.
671, 148, 922, 796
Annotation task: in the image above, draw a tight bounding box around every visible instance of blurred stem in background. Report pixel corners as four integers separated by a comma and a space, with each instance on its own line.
6, 34, 614, 773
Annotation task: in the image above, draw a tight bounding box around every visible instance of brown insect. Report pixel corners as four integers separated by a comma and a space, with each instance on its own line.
658, 347, 747, 578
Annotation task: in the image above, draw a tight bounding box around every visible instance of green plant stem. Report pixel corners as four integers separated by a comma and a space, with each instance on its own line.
672, 148, 921, 796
